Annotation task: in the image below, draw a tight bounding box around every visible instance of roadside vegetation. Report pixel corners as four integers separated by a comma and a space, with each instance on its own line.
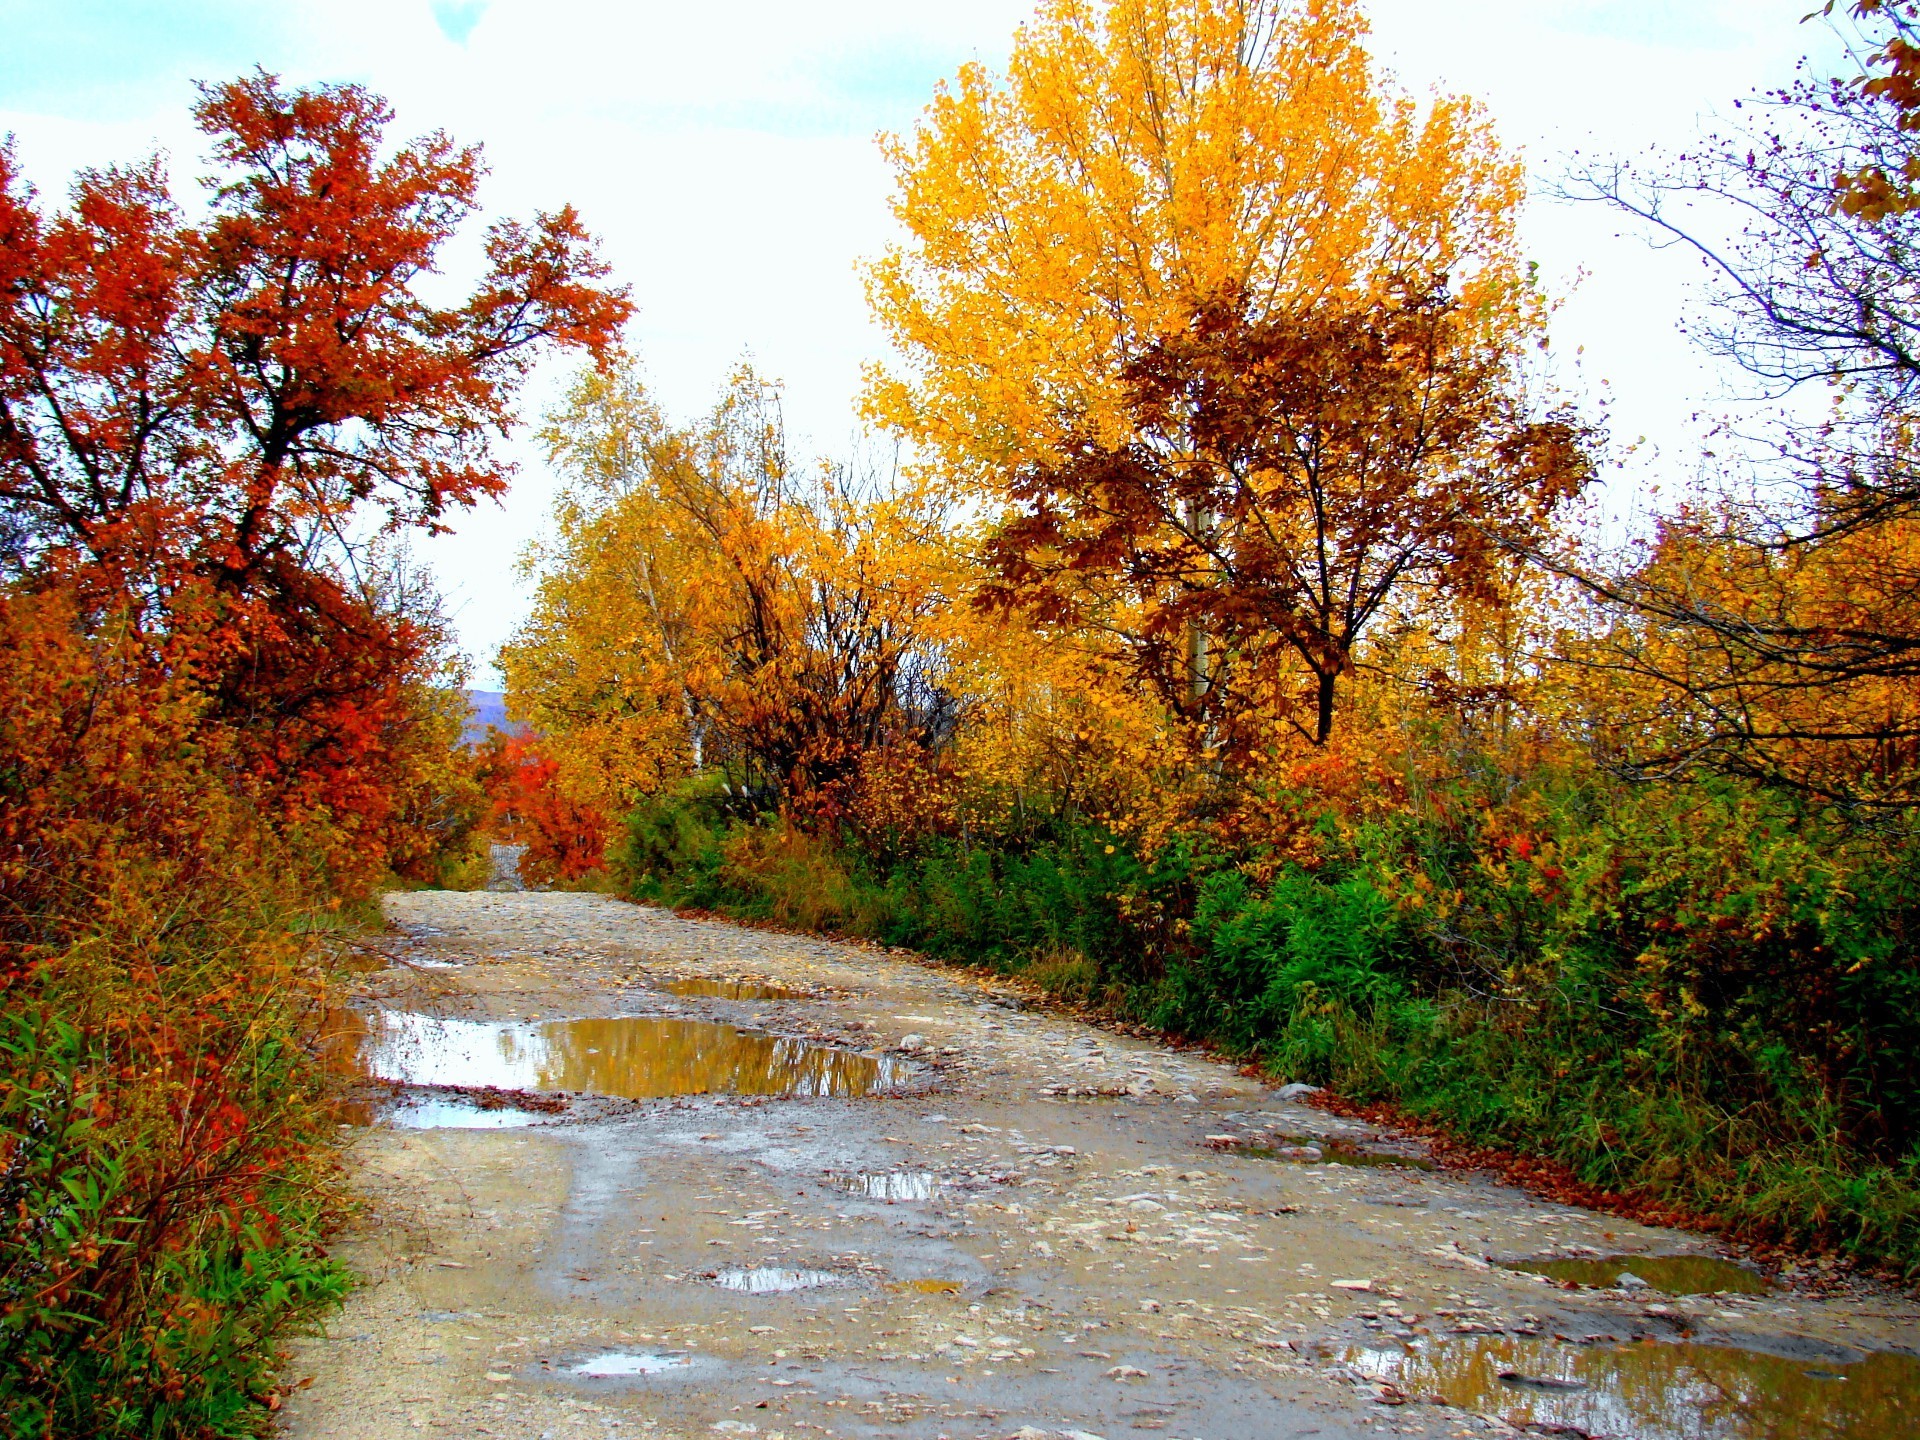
0, 76, 625, 1435
505, 0, 1920, 1277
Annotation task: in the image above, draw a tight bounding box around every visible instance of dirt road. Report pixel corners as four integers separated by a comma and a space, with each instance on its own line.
278, 887, 1920, 1440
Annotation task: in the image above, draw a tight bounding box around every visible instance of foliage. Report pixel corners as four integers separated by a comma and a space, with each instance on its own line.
980, 291, 1592, 749
865, 0, 1529, 495
475, 731, 610, 886
0, 589, 349, 1437
505, 362, 960, 829
0, 70, 627, 893
0, 71, 625, 1433
1552, 0, 1920, 805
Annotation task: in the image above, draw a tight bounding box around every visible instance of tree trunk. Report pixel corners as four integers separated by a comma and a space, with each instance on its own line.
1314, 670, 1336, 745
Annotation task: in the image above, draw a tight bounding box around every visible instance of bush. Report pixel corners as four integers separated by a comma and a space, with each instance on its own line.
0, 591, 349, 1437
617, 762, 1920, 1272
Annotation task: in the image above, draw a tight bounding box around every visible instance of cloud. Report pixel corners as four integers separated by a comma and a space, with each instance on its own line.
431, 0, 488, 45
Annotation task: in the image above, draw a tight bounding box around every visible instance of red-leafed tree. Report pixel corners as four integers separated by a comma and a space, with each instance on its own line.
0, 72, 630, 877
477, 732, 608, 885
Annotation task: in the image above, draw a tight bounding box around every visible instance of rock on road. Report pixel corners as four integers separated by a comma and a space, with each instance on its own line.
278, 889, 1920, 1440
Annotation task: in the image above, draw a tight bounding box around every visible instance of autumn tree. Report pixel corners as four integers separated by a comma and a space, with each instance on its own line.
506, 361, 958, 828
0, 71, 629, 876
868, 0, 1527, 475
1553, 0, 1920, 804
981, 289, 1591, 750
867, 0, 1574, 753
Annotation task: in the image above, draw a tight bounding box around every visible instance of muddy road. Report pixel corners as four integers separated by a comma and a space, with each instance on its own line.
280, 886, 1920, 1440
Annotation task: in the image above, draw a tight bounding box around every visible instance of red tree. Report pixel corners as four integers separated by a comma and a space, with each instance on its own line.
0, 72, 630, 875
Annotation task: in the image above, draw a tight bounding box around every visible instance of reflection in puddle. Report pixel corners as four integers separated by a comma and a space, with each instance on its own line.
831, 1171, 938, 1201
1335, 1335, 1920, 1438
386, 1094, 542, 1129
1508, 1253, 1770, 1295
712, 1268, 847, 1294
569, 1350, 689, 1377
340, 1011, 904, 1099
891, 1278, 963, 1294
665, 977, 805, 1001
1233, 1134, 1435, 1170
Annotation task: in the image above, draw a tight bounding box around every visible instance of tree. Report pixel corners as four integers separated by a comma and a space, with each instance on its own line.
0, 71, 629, 872
506, 362, 958, 827
866, 0, 1529, 489
980, 289, 1591, 749
1554, 1, 1920, 804
867, 0, 1569, 751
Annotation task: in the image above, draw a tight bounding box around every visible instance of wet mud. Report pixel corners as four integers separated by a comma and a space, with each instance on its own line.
280, 891, 1920, 1440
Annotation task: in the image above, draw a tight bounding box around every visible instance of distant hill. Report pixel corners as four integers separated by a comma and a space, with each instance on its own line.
460, 690, 527, 746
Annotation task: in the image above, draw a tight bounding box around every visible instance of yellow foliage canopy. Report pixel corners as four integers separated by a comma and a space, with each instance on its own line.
865, 0, 1532, 488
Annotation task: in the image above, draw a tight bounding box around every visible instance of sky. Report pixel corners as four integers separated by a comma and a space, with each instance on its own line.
0, 0, 1840, 686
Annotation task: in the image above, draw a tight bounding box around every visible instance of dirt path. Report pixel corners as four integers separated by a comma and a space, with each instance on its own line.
279, 888, 1920, 1440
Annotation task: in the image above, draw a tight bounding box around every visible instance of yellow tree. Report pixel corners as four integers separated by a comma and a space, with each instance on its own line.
505, 361, 962, 826
866, 0, 1576, 757
867, 0, 1531, 487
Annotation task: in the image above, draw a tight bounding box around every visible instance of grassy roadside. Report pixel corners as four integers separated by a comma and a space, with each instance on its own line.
619, 778, 1920, 1279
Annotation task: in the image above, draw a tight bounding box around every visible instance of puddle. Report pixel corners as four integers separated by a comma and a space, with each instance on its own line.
1229, 1134, 1435, 1170
830, 1171, 938, 1201
1507, 1253, 1770, 1295
665, 977, 806, 1001
891, 1278, 963, 1294
712, 1267, 847, 1294
569, 1350, 690, 1377
385, 1093, 544, 1129
339, 1010, 904, 1100
1334, 1335, 1920, 1438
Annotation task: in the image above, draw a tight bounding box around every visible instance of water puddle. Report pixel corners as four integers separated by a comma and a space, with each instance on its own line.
890, 1278, 963, 1295
386, 1093, 545, 1129
830, 1171, 938, 1201
337, 1010, 904, 1100
712, 1267, 847, 1294
1224, 1134, 1435, 1170
1333, 1334, 1920, 1438
665, 977, 805, 1001
1507, 1253, 1770, 1295
569, 1350, 690, 1377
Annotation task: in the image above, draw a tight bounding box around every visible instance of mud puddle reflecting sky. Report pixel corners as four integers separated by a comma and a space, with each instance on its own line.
569, 1351, 690, 1377
829, 1171, 938, 1201
664, 977, 806, 1000
342, 1010, 904, 1100
1231, 1135, 1436, 1170
1335, 1333, 1920, 1438
1507, 1253, 1770, 1295
711, 1267, 847, 1293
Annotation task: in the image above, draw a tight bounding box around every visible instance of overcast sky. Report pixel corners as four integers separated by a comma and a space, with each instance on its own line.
1, 1, 1838, 686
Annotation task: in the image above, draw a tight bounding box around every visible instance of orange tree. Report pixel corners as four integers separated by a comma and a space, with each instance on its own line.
507, 361, 959, 833
0, 70, 629, 886
0, 74, 626, 1435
